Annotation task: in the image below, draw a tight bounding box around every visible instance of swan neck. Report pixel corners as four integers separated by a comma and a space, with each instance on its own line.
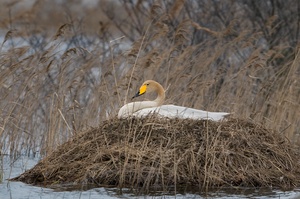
154, 83, 165, 106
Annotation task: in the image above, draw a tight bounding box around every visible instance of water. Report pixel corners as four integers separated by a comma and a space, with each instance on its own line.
1, 155, 300, 199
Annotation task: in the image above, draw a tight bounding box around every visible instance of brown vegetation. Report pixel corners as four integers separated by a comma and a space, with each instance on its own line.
12, 116, 300, 191
0, 0, 299, 192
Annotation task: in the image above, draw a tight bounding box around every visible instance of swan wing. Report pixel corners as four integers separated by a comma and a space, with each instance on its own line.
118, 101, 158, 118
133, 105, 230, 121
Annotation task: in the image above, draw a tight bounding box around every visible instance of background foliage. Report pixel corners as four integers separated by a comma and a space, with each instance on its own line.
0, 0, 299, 157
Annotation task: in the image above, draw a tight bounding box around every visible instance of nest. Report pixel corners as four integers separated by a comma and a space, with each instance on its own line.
12, 116, 300, 191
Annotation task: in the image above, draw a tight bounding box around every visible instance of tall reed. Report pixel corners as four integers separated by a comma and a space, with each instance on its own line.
0, 0, 299, 159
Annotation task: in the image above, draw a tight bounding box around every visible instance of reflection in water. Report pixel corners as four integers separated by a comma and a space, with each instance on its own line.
0, 155, 300, 199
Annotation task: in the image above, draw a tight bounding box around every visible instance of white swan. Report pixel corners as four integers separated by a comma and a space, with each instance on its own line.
118, 80, 230, 121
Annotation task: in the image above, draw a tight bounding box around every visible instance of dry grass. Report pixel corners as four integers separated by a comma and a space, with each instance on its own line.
0, 0, 299, 190
11, 116, 300, 191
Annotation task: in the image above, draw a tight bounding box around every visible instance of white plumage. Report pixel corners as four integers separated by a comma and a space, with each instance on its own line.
118, 80, 229, 121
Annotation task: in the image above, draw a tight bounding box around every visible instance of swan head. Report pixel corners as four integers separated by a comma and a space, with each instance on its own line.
132, 80, 158, 99
118, 80, 168, 118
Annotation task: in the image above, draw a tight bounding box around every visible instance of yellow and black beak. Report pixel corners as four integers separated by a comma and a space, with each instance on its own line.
132, 84, 147, 99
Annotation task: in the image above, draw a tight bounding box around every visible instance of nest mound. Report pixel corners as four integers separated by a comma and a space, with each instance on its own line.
12, 117, 300, 190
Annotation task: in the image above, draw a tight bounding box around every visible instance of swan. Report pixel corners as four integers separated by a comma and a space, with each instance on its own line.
118, 80, 230, 121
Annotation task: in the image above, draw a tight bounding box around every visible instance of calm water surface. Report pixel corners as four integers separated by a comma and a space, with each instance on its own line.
1, 155, 300, 199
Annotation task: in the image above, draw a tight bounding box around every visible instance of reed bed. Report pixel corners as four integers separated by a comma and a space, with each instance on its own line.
12, 116, 300, 191
0, 0, 299, 191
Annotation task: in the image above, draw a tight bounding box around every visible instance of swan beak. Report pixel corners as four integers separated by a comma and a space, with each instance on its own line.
132, 85, 147, 99
132, 92, 141, 99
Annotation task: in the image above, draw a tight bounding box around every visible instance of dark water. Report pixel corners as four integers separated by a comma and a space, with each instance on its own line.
1, 155, 300, 199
